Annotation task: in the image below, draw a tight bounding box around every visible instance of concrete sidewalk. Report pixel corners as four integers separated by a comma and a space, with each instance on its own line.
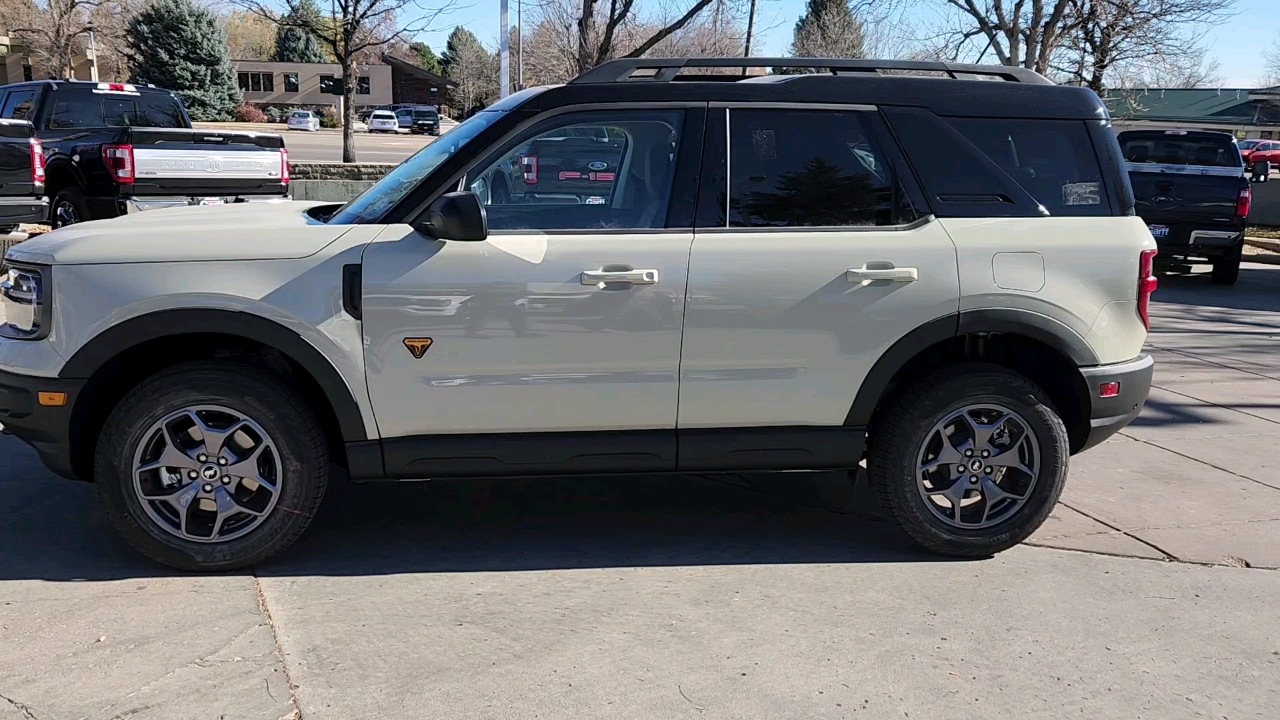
2, 265, 1279, 719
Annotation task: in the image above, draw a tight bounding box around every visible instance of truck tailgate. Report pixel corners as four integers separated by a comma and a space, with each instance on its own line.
127, 128, 286, 197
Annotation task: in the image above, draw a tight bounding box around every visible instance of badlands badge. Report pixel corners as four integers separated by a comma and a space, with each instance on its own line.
403, 337, 434, 359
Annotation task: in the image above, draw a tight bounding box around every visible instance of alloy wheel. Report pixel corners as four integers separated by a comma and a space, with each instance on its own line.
915, 404, 1039, 529
131, 405, 282, 543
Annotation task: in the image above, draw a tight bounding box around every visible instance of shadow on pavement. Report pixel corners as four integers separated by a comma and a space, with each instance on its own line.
1151, 264, 1280, 314
0, 436, 929, 582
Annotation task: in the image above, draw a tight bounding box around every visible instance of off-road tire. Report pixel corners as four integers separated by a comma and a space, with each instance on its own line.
51, 186, 90, 228
866, 363, 1070, 558
1211, 244, 1242, 285
95, 361, 329, 571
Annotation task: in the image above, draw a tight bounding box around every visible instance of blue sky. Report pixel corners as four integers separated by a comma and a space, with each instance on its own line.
416, 0, 1278, 87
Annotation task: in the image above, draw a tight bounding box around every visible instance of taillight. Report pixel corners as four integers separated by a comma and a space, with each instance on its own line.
280, 147, 289, 185
1236, 185, 1251, 217
520, 154, 538, 184
1137, 249, 1158, 331
28, 138, 44, 185
102, 144, 134, 184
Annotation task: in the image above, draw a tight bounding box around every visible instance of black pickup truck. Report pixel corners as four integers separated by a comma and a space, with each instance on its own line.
1117, 129, 1250, 285
0, 119, 49, 234
0, 80, 288, 227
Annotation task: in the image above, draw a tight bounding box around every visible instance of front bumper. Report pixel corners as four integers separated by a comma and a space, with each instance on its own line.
1078, 354, 1154, 452
0, 367, 83, 480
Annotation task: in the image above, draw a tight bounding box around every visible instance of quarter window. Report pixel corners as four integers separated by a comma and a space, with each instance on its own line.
0, 90, 37, 121
466, 109, 684, 231
726, 109, 907, 227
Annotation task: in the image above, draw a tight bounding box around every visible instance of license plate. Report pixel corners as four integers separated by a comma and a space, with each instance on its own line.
197, 198, 226, 206
1148, 224, 1169, 238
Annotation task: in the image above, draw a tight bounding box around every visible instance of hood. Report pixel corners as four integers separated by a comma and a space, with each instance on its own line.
7, 201, 352, 265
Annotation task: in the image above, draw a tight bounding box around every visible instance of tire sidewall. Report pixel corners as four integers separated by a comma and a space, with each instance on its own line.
874, 369, 1069, 552
96, 367, 325, 570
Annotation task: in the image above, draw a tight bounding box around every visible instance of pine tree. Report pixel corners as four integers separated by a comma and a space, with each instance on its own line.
783, 0, 864, 73
409, 42, 441, 75
272, 0, 327, 63
125, 0, 241, 121
441, 27, 496, 115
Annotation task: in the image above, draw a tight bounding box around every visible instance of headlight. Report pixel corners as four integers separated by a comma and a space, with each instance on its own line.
0, 263, 49, 339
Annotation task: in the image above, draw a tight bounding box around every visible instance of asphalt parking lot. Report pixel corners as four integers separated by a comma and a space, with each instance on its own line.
2, 264, 1279, 719
280, 128, 434, 163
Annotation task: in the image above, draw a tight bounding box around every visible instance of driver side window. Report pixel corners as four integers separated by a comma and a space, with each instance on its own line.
467, 109, 684, 231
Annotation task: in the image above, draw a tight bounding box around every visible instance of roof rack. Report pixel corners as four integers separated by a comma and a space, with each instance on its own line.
569, 57, 1053, 85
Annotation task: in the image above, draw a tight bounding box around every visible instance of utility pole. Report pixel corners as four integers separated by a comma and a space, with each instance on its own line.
517, 0, 523, 90
499, 0, 510, 98
741, 0, 757, 75
87, 26, 98, 82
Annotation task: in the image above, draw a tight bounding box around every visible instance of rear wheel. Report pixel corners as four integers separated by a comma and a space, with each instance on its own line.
51, 187, 90, 228
95, 361, 329, 571
867, 363, 1069, 557
1211, 244, 1242, 285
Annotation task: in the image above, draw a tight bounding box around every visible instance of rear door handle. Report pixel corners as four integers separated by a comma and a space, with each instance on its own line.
581, 267, 660, 286
846, 265, 918, 283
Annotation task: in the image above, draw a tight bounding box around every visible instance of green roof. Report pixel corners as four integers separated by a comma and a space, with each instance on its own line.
1102, 88, 1280, 125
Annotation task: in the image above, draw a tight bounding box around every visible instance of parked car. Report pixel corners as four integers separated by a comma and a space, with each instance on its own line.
368, 110, 399, 133
1118, 129, 1250, 284
410, 107, 440, 135
0, 57, 1154, 571
471, 124, 623, 206
0, 80, 288, 227
1239, 139, 1280, 171
0, 119, 48, 235
286, 110, 321, 132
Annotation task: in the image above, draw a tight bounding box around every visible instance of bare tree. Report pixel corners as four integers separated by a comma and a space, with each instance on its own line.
12, 0, 101, 79
1057, 0, 1234, 92
1263, 34, 1280, 87
242, 0, 454, 162
935, 0, 1075, 73
575, 0, 724, 74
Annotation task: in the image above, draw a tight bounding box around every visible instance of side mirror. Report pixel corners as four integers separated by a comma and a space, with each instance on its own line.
1251, 160, 1270, 183
419, 191, 488, 241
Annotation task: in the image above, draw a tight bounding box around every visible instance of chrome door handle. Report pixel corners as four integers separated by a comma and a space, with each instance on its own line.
581, 268, 660, 286
846, 265, 918, 283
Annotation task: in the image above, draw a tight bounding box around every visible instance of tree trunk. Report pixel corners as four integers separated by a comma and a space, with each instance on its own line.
342, 60, 357, 163
577, 0, 596, 74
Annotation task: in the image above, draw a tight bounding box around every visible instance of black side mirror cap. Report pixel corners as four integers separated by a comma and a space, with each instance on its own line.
419, 191, 488, 241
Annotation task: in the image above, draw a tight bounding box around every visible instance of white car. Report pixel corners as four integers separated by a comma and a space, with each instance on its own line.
368, 110, 399, 133
286, 110, 321, 132
0, 57, 1155, 571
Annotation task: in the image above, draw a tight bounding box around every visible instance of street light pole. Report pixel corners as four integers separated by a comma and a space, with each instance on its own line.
517, 0, 523, 90
499, 0, 510, 99
87, 26, 98, 82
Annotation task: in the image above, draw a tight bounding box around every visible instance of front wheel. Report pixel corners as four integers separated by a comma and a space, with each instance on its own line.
95, 361, 329, 571
867, 363, 1069, 557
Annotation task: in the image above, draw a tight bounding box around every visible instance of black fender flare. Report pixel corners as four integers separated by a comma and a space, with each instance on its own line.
59, 309, 368, 442
844, 308, 1096, 427
42, 155, 87, 194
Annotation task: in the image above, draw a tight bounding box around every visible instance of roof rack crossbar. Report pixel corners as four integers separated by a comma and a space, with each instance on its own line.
568, 57, 1052, 85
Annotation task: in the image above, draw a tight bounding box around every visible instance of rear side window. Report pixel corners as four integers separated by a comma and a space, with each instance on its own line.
1, 90, 37, 121
1118, 131, 1241, 168
946, 118, 1110, 216
726, 109, 915, 227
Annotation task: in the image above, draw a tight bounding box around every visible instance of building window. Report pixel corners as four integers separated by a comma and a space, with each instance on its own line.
284, 73, 299, 93
22, 65, 32, 82
238, 72, 274, 93
1262, 131, 1275, 140
319, 75, 339, 94
357, 76, 370, 95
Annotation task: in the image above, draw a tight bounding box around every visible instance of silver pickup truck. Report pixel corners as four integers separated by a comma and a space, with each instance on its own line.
0, 81, 287, 226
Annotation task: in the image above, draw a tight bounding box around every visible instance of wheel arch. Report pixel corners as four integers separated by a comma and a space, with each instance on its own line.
60, 309, 368, 481
848, 310, 1095, 454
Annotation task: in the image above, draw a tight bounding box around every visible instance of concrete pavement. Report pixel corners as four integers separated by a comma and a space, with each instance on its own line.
3, 265, 1280, 719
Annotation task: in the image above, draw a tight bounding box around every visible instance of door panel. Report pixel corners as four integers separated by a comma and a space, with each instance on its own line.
361, 227, 692, 438
678, 220, 959, 428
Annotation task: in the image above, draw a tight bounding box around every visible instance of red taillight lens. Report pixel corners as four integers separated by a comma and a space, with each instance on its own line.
1138, 248, 1158, 331
280, 147, 289, 185
1236, 185, 1251, 217
28, 138, 44, 185
101, 144, 134, 184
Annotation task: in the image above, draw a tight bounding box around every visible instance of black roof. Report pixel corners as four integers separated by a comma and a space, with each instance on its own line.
0, 79, 177, 96
513, 58, 1108, 121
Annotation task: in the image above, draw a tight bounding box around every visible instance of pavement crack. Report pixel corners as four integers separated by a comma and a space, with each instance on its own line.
1146, 344, 1280, 383
0, 693, 38, 720
1057, 501, 1179, 561
1149, 382, 1280, 428
255, 574, 302, 720
1119, 431, 1280, 492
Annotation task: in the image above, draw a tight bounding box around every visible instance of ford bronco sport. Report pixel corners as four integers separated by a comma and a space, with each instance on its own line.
0, 58, 1155, 570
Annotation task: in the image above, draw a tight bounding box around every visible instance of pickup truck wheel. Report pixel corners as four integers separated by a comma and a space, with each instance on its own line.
867, 363, 1069, 557
95, 361, 329, 571
51, 187, 89, 228
1210, 245, 1242, 285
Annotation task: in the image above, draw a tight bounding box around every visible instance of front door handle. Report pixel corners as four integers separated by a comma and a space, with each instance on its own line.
846, 265, 918, 283
581, 267, 660, 286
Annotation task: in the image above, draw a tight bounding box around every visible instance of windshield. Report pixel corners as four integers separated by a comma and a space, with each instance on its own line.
1238, 139, 1262, 150
329, 110, 507, 224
